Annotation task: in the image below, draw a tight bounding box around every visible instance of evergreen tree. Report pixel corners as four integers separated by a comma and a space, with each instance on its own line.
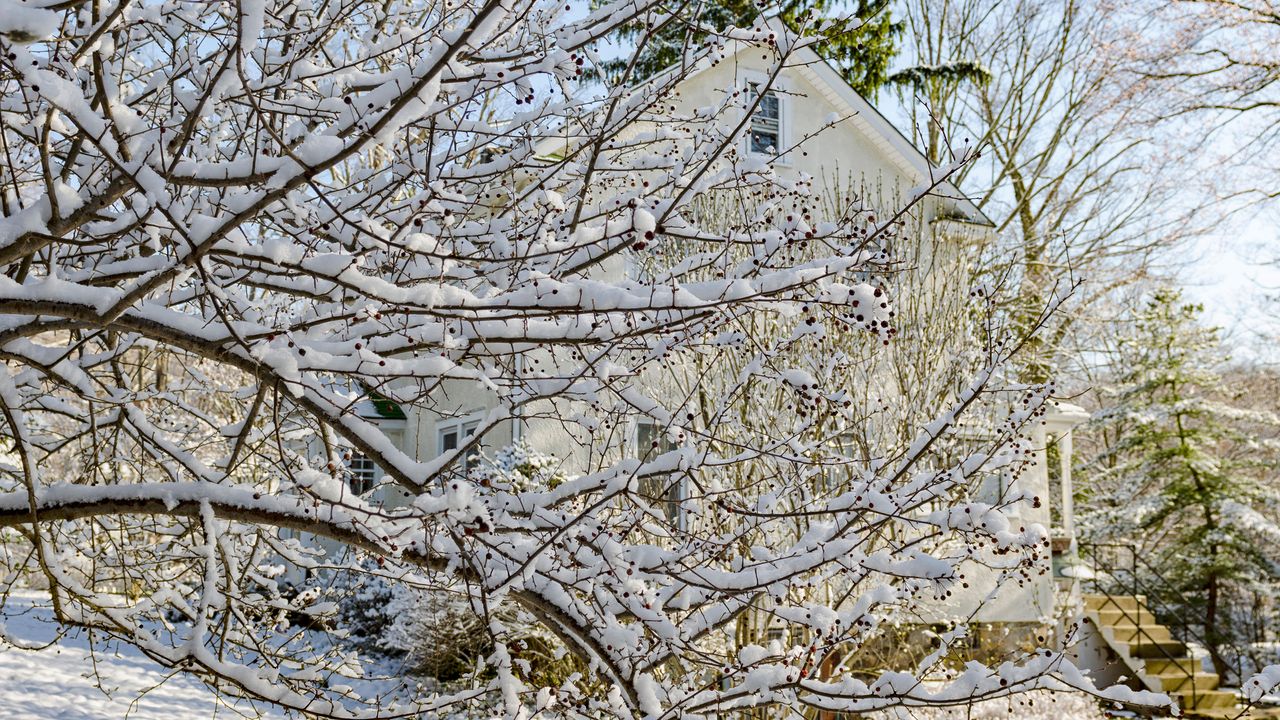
1078, 288, 1280, 679
601, 0, 902, 98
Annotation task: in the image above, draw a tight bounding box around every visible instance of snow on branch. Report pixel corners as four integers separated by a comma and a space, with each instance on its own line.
0, 0, 1138, 717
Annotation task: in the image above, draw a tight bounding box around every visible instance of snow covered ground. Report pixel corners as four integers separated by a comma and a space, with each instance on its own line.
0, 589, 1123, 720
0, 591, 286, 719
865, 689, 1115, 719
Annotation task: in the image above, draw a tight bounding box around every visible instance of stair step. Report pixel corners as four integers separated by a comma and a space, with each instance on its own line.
1173, 689, 1238, 710
1158, 672, 1220, 692
1109, 623, 1173, 643
1079, 594, 1250, 717
1182, 701, 1280, 718
1194, 707, 1280, 719
1139, 692, 1280, 719
1147, 657, 1201, 676
1095, 607, 1157, 626
1121, 639, 1188, 659
1083, 593, 1147, 611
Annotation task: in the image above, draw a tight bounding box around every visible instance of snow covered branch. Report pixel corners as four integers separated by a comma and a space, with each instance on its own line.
0, 0, 1145, 717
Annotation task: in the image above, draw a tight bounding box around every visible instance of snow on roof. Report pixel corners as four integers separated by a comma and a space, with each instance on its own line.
356, 392, 407, 421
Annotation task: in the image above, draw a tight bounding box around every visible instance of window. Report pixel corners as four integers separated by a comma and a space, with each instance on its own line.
636, 420, 684, 527
1046, 433, 1063, 528
343, 428, 402, 496
347, 453, 378, 495
746, 82, 782, 156
438, 418, 481, 471
975, 473, 1007, 506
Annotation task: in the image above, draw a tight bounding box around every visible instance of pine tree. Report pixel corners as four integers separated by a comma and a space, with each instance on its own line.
600, 0, 902, 98
1078, 288, 1280, 679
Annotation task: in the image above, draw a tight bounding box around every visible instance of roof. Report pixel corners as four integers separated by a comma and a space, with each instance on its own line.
646, 17, 994, 227
356, 390, 407, 421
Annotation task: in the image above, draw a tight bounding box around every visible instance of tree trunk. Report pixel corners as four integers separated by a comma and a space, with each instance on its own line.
1205, 572, 1228, 678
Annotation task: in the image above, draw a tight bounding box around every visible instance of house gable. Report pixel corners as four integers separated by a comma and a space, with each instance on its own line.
654, 24, 990, 226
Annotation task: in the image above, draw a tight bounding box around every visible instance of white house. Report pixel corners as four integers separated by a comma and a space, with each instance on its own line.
342, 26, 1094, 630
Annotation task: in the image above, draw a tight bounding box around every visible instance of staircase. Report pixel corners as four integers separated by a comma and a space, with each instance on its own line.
1083, 593, 1246, 717
1075, 544, 1280, 717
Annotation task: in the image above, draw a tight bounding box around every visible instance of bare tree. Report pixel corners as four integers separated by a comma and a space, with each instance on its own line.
0, 0, 1189, 717
896, 0, 1220, 381
1132, 0, 1280, 170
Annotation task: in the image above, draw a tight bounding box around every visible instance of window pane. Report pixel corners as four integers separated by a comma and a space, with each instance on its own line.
637, 421, 658, 459
750, 130, 778, 154
438, 422, 480, 472
637, 421, 676, 458
636, 421, 682, 526
756, 92, 779, 119
347, 454, 377, 495
752, 116, 779, 133
638, 475, 682, 524
747, 83, 782, 156
638, 475, 664, 500
1046, 434, 1063, 528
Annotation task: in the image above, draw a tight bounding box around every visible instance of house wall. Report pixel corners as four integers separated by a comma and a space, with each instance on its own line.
669, 50, 916, 191
384, 46, 1061, 625
925, 420, 1058, 624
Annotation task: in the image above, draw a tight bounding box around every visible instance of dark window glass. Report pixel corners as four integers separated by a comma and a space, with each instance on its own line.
747, 83, 781, 154
439, 420, 481, 471
637, 421, 683, 526
347, 454, 377, 495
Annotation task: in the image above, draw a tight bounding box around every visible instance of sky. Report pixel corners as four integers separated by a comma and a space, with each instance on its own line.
1184, 210, 1280, 364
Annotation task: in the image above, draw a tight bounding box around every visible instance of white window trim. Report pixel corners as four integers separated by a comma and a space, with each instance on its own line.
343, 420, 404, 497
436, 412, 486, 470
633, 418, 687, 530
741, 71, 792, 166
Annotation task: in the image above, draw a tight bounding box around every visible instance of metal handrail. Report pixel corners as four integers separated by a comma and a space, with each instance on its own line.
1086, 543, 1205, 641
1079, 542, 1218, 708
1082, 541, 1241, 684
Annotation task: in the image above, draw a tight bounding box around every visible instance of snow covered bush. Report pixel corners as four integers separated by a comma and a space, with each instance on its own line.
379, 583, 491, 682
0, 0, 1166, 717
378, 580, 579, 688
470, 442, 570, 493
326, 445, 570, 681
326, 563, 400, 652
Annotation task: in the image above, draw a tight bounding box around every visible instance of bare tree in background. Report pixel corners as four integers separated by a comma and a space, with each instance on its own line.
1133, 0, 1280, 351
0, 0, 1202, 717
895, 0, 1220, 381
1133, 0, 1280, 176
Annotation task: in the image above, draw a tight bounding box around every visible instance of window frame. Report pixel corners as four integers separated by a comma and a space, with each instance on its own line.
346, 454, 378, 495
343, 426, 404, 497
437, 413, 484, 471
742, 72, 790, 164
634, 418, 686, 529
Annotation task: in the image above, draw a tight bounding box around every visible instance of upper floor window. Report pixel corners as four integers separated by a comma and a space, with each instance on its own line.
747, 82, 782, 156
636, 420, 684, 528
439, 417, 481, 471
